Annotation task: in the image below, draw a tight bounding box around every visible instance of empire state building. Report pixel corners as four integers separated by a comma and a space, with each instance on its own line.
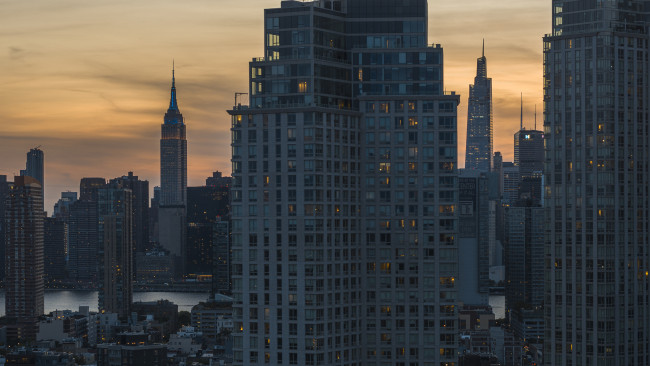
159, 66, 187, 272
160, 67, 187, 207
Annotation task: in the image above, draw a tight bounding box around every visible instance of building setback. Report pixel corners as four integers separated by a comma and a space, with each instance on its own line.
544, 1, 650, 365
228, 0, 459, 364
5, 176, 44, 342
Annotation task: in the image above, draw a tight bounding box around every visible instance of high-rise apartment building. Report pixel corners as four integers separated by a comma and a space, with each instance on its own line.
98, 181, 133, 319
544, 1, 650, 365
465, 43, 493, 172
228, 1, 459, 364
5, 176, 44, 342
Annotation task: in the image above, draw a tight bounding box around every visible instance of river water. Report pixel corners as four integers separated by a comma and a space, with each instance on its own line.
0, 291, 211, 316
0, 291, 505, 319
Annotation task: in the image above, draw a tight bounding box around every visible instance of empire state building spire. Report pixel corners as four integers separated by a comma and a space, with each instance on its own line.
164, 62, 183, 125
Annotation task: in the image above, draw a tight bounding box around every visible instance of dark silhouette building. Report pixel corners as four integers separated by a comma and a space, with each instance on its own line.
44, 217, 68, 286
68, 178, 105, 288
20, 147, 44, 187
98, 181, 133, 319
185, 185, 230, 276
110, 172, 150, 254
0, 175, 9, 281
465, 42, 493, 172
5, 176, 44, 342
159, 68, 187, 276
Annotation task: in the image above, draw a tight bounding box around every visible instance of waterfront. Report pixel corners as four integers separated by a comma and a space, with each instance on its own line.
0, 290, 504, 319
0, 291, 211, 316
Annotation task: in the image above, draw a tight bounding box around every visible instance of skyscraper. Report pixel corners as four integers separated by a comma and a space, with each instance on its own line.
110, 172, 150, 254
465, 42, 493, 172
229, 1, 459, 364
44, 217, 68, 286
98, 181, 133, 319
159, 68, 187, 276
21, 147, 44, 187
544, 1, 650, 365
5, 176, 44, 342
186, 184, 230, 276
160, 66, 187, 207
513, 129, 544, 180
0, 175, 10, 282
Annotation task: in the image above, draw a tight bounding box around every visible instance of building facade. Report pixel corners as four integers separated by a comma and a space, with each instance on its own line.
229, 1, 459, 365
5, 176, 45, 342
21, 148, 45, 187
44, 217, 68, 286
98, 181, 133, 319
544, 1, 650, 364
465, 44, 493, 172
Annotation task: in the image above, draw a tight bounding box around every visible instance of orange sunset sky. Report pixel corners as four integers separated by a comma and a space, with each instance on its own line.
1, 0, 549, 211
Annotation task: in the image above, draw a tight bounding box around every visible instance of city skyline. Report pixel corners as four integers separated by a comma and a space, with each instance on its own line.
1, 0, 548, 212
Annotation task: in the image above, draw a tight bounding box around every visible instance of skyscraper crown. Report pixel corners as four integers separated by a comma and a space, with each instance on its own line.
164, 63, 184, 125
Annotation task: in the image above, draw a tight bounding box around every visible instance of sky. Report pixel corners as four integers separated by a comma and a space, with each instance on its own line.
0, 0, 549, 212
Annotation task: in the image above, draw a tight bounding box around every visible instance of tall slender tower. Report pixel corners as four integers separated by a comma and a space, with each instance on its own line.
229, 1, 460, 365
159, 66, 187, 275
5, 176, 44, 342
544, 1, 650, 365
160, 66, 187, 207
465, 41, 493, 172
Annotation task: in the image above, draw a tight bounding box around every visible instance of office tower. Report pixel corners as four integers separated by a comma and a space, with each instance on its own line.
0, 175, 9, 281
160, 67, 187, 207
228, 1, 459, 364
159, 69, 187, 275
110, 172, 150, 253
457, 173, 491, 305
465, 42, 493, 172
544, 2, 650, 365
505, 205, 544, 342
501, 163, 519, 206
513, 130, 544, 179
5, 176, 44, 342
98, 181, 133, 319
80, 177, 106, 201
44, 217, 68, 286
186, 185, 230, 276
53, 192, 78, 220
20, 147, 44, 187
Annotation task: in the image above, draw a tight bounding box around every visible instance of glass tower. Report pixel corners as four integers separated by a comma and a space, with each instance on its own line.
544, 1, 650, 365
465, 44, 493, 172
229, 1, 459, 365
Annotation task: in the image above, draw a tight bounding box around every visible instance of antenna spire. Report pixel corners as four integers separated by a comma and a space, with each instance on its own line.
534, 104, 537, 130
172, 59, 175, 86
482, 38, 485, 58
520, 93, 523, 130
